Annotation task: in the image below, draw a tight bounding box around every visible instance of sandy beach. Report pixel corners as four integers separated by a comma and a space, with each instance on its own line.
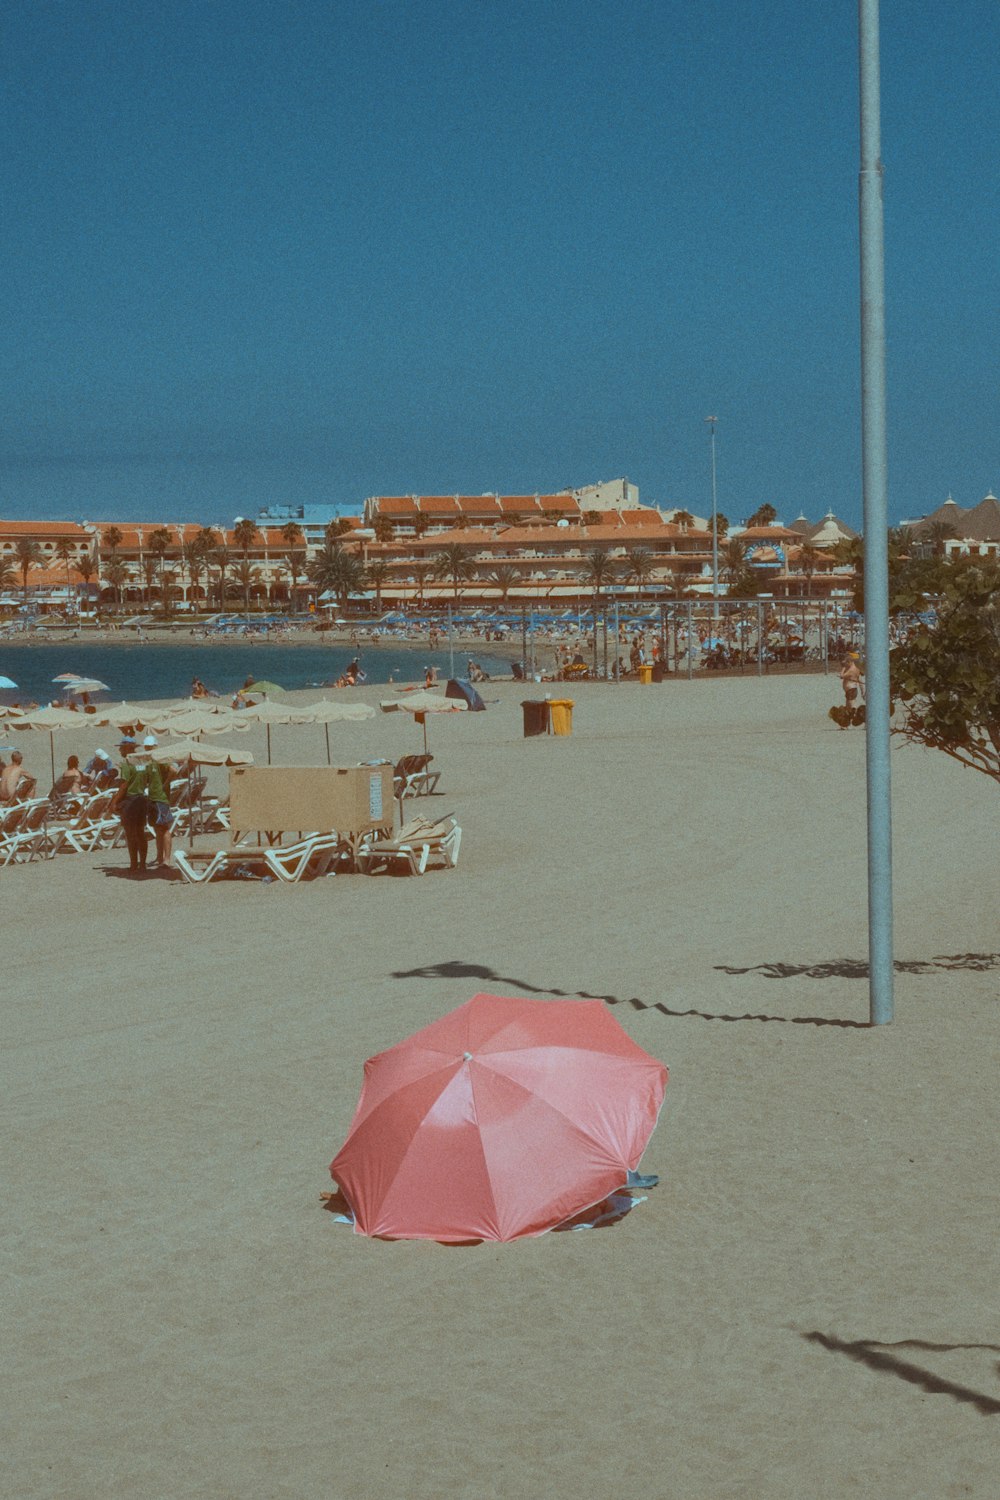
5, 673, 999, 1498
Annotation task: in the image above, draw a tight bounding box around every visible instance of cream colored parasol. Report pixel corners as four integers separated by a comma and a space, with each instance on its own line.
382, 690, 467, 755
299, 699, 375, 763
8, 703, 114, 781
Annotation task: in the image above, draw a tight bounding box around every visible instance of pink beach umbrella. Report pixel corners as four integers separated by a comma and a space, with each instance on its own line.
330, 993, 668, 1243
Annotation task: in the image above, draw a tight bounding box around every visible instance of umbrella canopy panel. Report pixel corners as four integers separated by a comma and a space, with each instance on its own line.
331, 993, 667, 1243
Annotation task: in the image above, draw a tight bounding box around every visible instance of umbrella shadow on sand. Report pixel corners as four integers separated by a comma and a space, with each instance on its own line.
320, 1184, 649, 1243
388, 959, 871, 1029
800, 1332, 1000, 1416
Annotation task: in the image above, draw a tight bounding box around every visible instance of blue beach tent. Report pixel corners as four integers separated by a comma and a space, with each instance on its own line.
445, 679, 486, 711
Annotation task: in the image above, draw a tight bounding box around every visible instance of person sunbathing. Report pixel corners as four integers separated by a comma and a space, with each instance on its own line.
50, 754, 86, 803
0, 750, 37, 804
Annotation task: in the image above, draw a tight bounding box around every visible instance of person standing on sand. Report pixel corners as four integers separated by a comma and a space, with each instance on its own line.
840, 652, 863, 710
110, 735, 150, 876
141, 734, 175, 869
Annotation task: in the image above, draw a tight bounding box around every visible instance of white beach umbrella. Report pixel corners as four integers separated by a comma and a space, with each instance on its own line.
128, 739, 254, 849
232, 697, 317, 764
53, 675, 110, 695
9, 703, 112, 781
299, 699, 375, 763
128, 739, 254, 767
383, 690, 467, 756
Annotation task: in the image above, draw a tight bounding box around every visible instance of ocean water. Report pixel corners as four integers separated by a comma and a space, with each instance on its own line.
0, 639, 515, 706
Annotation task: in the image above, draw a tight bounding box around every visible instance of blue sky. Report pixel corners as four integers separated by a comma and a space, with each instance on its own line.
2, 0, 997, 529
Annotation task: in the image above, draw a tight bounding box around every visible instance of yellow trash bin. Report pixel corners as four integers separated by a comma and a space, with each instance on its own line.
638, 663, 654, 685
548, 698, 574, 736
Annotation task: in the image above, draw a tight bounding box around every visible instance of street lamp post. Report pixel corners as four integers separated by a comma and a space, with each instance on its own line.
706, 416, 719, 615
859, 0, 893, 1024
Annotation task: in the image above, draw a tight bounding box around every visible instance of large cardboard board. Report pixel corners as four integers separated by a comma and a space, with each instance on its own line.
229, 764, 393, 835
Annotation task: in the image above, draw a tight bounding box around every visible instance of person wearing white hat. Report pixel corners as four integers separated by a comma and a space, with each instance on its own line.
142, 734, 176, 870
110, 734, 150, 875
83, 747, 116, 789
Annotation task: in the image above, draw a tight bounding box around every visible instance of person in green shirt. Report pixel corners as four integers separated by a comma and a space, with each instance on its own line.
111, 734, 150, 875
140, 734, 175, 869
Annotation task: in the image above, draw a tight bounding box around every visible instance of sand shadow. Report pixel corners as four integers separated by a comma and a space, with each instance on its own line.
389, 959, 869, 1028
321, 1186, 644, 1241
718, 954, 1000, 980
801, 1331, 1000, 1415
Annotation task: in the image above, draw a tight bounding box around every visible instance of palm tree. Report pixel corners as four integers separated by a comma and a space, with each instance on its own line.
581, 548, 619, 673
373, 516, 394, 543
280, 523, 306, 612
147, 527, 172, 610
193, 525, 219, 557
14, 538, 42, 605
233, 518, 260, 558
366, 559, 391, 613
231, 520, 260, 616
411, 561, 431, 607
486, 564, 517, 606
797, 542, 824, 597
75, 552, 98, 611
672, 510, 694, 531
720, 537, 750, 594
159, 567, 179, 614
623, 548, 654, 600
211, 545, 233, 610
183, 542, 207, 610
325, 517, 353, 542
103, 558, 129, 612
234, 559, 260, 616
432, 544, 472, 606
308, 541, 367, 611
135, 552, 155, 607
102, 525, 123, 562
921, 519, 957, 558
581, 546, 618, 605
746, 503, 777, 527
0, 558, 17, 594
54, 538, 76, 604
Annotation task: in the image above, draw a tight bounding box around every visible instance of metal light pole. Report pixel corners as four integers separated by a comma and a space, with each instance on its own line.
706, 416, 719, 616
859, 0, 894, 1024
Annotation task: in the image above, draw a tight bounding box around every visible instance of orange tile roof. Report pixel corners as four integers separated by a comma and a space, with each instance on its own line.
0, 520, 90, 537
417, 496, 461, 514
373, 497, 419, 515
456, 496, 502, 514
501, 495, 543, 511
537, 494, 579, 511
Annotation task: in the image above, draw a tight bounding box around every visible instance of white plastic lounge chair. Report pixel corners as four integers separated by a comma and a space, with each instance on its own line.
1, 802, 66, 864
355, 814, 461, 876
173, 832, 341, 884
393, 754, 440, 801
261, 832, 343, 883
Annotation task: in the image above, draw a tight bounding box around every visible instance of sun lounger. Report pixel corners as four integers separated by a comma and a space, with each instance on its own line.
172, 847, 267, 883
1, 802, 67, 864
393, 753, 440, 801
261, 832, 344, 882
355, 814, 461, 876
56, 790, 119, 852
173, 831, 343, 884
